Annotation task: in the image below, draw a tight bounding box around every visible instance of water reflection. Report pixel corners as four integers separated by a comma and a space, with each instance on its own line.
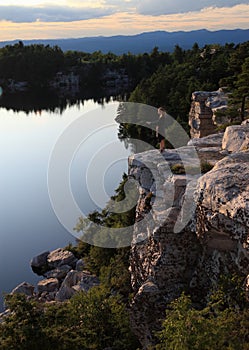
0, 89, 128, 114
0, 94, 130, 310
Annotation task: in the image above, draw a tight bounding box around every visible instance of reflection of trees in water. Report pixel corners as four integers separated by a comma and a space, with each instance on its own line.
116, 102, 158, 153
0, 88, 129, 114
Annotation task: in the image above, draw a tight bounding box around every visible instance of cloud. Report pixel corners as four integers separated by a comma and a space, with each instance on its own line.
1, 4, 249, 41
119, 0, 249, 15
1, 1, 248, 23
140, 0, 249, 15
0, 5, 114, 23
0, 0, 249, 23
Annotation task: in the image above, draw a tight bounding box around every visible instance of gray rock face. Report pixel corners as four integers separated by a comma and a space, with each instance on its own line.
75, 258, 85, 271
55, 271, 83, 301
188, 132, 224, 148
189, 91, 219, 138
222, 124, 249, 153
11, 282, 34, 296
44, 265, 71, 280
188, 89, 234, 139
55, 271, 99, 301
30, 248, 77, 276
242, 119, 249, 125
37, 278, 60, 294
30, 251, 49, 274
47, 248, 77, 269
129, 126, 249, 348
129, 147, 203, 346
188, 132, 225, 164
192, 151, 249, 301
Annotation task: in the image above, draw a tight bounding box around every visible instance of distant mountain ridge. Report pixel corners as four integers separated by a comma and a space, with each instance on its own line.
0, 29, 248, 54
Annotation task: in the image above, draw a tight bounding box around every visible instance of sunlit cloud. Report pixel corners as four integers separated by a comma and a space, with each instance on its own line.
0, 4, 248, 41
2, 1, 248, 23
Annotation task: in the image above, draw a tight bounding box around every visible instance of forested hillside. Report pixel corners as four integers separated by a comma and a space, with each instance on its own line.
1, 41, 248, 118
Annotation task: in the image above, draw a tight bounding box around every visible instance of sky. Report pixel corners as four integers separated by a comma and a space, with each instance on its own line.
0, 0, 249, 41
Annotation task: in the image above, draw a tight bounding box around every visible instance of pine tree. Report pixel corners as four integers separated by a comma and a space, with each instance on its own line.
233, 57, 249, 121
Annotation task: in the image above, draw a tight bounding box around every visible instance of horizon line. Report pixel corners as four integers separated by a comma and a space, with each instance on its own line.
1, 27, 249, 43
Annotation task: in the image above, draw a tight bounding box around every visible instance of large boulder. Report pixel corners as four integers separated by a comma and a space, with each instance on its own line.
75, 258, 85, 271
30, 251, 49, 275
37, 278, 60, 294
31, 248, 78, 276
44, 265, 71, 280
222, 124, 249, 153
11, 282, 35, 296
188, 132, 225, 164
196, 151, 249, 255
130, 280, 162, 348
188, 89, 246, 139
55, 270, 84, 301
188, 132, 224, 148
55, 270, 99, 301
47, 248, 77, 269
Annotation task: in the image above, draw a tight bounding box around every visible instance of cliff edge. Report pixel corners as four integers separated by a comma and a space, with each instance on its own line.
128, 123, 249, 348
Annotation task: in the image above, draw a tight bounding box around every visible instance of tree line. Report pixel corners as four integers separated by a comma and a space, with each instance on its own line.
0, 41, 248, 124
129, 42, 249, 124
0, 41, 170, 90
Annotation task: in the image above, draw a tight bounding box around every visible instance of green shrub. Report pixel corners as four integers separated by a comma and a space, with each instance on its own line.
171, 162, 213, 175
155, 275, 249, 350
170, 163, 186, 174
155, 293, 249, 350
200, 161, 214, 173
0, 287, 140, 350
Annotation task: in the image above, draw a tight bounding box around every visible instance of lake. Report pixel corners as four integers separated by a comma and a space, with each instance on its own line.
0, 93, 131, 310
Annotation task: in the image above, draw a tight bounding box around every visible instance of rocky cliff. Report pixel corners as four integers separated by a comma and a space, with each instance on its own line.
188, 88, 237, 138
128, 123, 249, 348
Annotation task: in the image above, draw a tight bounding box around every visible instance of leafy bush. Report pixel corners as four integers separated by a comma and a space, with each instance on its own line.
170, 163, 186, 174
155, 275, 249, 350
0, 287, 140, 350
200, 161, 214, 173
170, 162, 213, 175
155, 293, 249, 350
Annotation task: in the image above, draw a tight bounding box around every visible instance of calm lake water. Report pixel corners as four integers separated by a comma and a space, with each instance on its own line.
0, 94, 131, 310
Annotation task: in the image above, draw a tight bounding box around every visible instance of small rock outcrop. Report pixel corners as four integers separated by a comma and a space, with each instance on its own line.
11, 282, 35, 297
55, 270, 84, 301
189, 88, 229, 138
187, 132, 225, 164
11, 248, 99, 304
55, 271, 99, 302
37, 278, 60, 294
31, 248, 77, 275
222, 124, 249, 153
30, 251, 49, 275
47, 248, 78, 269
129, 122, 249, 348
44, 265, 71, 280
